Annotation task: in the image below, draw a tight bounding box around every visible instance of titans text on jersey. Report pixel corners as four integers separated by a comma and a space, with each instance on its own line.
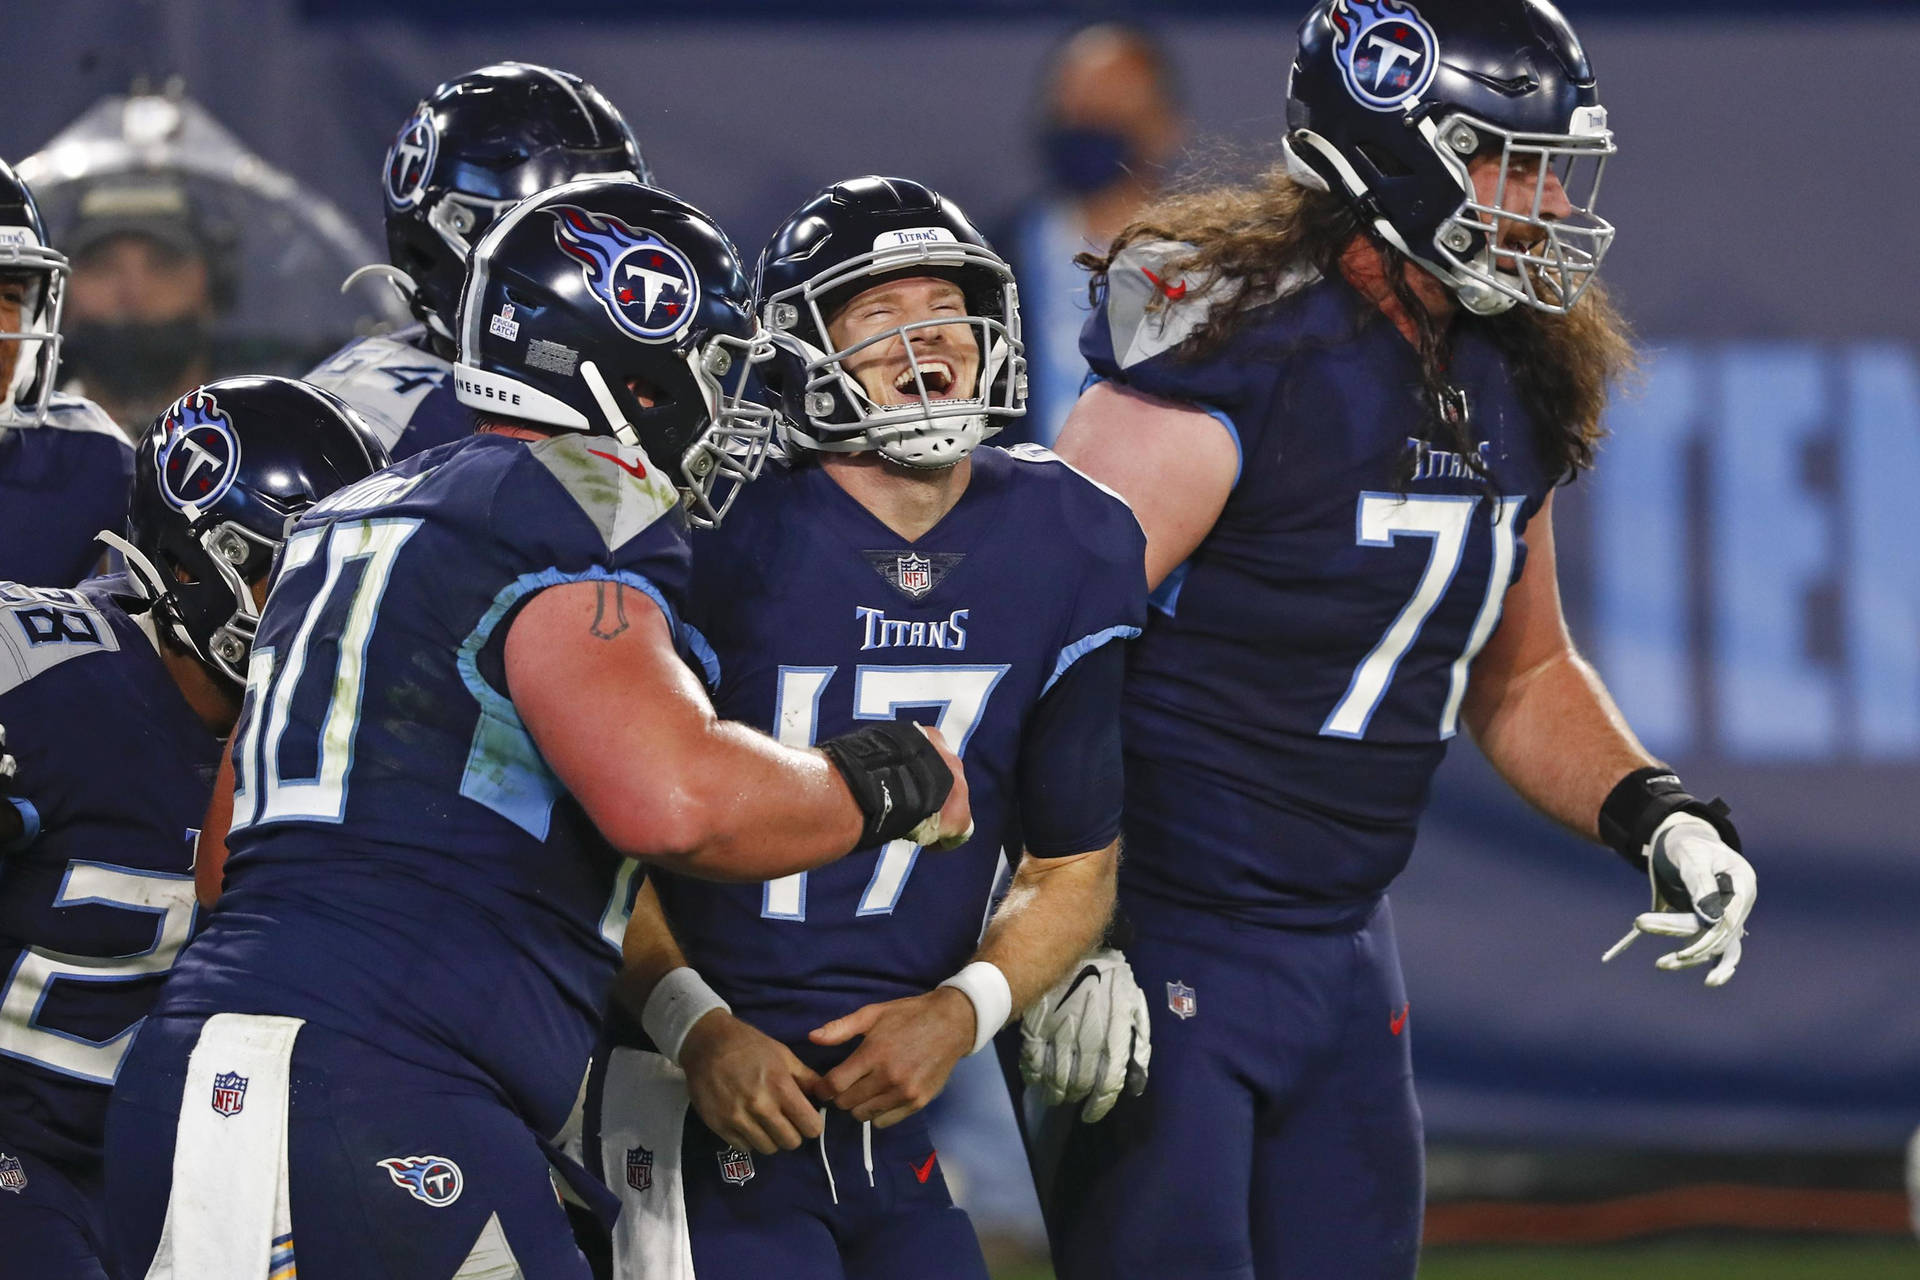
1086, 239, 1557, 929
646, 446, 1144, 1060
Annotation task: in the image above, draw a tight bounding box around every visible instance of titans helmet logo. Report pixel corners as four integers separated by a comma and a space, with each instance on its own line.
550, 206, 700, 344
384, 106, 438, 210
157, 389, 240, 514
1330, 0, 1439, 112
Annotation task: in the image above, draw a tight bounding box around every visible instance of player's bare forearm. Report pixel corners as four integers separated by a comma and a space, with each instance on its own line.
1462, 493, 1656, 841
976, 841, 1119, 1014
807, 846, 1115, 1126
610, 878, 690, 1022
507, 580, 865, 879
1466, 647, 1654, 839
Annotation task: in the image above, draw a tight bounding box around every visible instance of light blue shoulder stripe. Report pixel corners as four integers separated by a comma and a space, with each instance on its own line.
1080, 371, 1242, 488
1042, 624, 1143, 697
682, 622, 721, 691
456, 565, 678, 839
3, 798, 39, 854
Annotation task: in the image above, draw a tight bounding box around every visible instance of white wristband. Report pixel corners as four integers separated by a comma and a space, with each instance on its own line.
641, 967, 730, 1066
939, 961, 1013, 1056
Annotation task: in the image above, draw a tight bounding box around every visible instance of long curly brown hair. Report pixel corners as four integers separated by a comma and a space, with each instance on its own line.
1076, 159, 1637, 486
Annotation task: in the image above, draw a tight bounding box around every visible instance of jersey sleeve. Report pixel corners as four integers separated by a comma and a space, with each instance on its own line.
1078, 239, 1261, 480
1009, 448, 1147, 857
470, 433, 701, 699
1017, 639, 1125, 858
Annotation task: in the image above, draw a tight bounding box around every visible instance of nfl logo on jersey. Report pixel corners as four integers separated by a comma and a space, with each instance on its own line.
0, 1153, 26, 1193
210, 1070, 249, 1117
625, 1145, 653, 1193
897, 553, 933, 597
1166, 980, 1197, 1020
717, 1146, 755, 1186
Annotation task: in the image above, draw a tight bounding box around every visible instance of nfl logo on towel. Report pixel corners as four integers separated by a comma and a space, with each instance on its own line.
0, 1153, 26, 1193
1166, 980, 1197, 1020
717, 1146, 755, 1186
897, 553, 933, 597
625, 1146, 653, 1193
211, 1070, 249, 1117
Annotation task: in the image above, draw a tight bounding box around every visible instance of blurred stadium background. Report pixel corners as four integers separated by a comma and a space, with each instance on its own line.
4, 0, 1915, 1275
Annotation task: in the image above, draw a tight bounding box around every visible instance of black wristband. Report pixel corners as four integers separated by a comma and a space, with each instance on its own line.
1597, 767, 1742, 873
818, 720, 954, 851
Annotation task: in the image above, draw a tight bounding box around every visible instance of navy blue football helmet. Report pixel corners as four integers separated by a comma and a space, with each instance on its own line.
0, 159, 67, 426
1283, 0, 1614, 315
454, 179, 775, 527
374, 63, 651, 349
102, 376, 391, 685
757, 176, 1024, 470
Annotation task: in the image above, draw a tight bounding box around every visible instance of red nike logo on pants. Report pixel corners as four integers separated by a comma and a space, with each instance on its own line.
912, 1152, 937, 1184
1390, 1003, 1410, 1036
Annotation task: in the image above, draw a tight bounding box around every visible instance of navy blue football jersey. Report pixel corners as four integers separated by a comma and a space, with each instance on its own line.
646, 447, 1146, 1064
0, 576, 218, 1169
156, 431, 696, 1137
1082, 241, 1558, 928
304, 324, 471, 460
0, 396, 132, 588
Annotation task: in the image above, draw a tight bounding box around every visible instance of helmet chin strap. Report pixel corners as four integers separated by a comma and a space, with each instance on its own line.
579, 359, 642, 448
1286, 131, 1518, 318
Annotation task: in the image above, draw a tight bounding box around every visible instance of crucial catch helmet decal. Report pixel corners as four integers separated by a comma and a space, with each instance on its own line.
1331, 0, 1439, 112
550, 205, 701, 344
157, 389, 241, 513
384, 106, 439, 210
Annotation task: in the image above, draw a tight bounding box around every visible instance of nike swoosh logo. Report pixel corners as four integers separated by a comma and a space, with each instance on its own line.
1390, 1002, 1409, 1036
1141, 267, 1188, 301
912, 1152, 937, 1184
1058, 964, 1103, 1004
588, 448, 648, 480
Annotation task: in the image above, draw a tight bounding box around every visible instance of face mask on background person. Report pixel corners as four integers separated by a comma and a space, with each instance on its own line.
63, 316, 211, 408
1039, 126, 1137, 196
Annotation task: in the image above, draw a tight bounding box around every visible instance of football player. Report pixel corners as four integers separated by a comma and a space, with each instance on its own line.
0, 160, 132, 588
1037, 3, 1758, 1278
583, 176, 1148, 1280
306, 62, 650, 460
106, 180, 973, 1280
0, 375, 387, 1279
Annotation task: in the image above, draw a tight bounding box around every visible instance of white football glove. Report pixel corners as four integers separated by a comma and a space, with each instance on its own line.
0, 722, 13, 792
1602, 813, 1755, 987
1020, 947, 1151, 1123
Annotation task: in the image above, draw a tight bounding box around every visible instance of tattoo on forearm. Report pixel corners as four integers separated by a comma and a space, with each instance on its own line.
590, 581, 631, 641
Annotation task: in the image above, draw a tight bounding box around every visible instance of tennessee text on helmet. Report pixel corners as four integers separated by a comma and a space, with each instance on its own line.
0, 160, 68, 428
756, 176, 1025, 471
375, 63, 652, 346
99, 376, 391, 685
1283, 0, 1615, 316
452, 178, 776, 528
